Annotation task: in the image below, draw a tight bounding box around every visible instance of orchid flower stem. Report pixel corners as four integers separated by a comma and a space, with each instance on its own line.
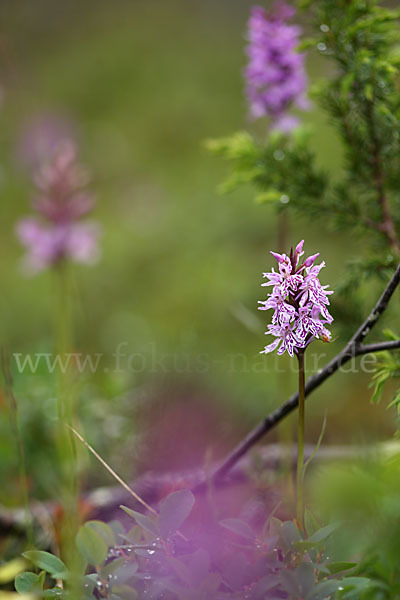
54, 261, 79, 564
296, 350, 305, 531
55, 262, 76, 480
276, 212, 294, 490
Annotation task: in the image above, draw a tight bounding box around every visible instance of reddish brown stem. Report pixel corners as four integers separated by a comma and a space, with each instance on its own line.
367, 100, 400, 255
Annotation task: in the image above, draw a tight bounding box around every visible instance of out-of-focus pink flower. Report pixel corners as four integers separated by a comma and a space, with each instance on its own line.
16, 140, 101, 273
17, 219, 100, 273
244, 3, 309, 132
15, 113, 76, 171
33, 140, 94, 224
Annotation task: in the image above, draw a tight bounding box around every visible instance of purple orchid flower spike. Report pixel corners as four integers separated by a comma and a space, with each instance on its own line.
259, 241, 333, 356
16, 140, 101, 273
244, 2, 310, 132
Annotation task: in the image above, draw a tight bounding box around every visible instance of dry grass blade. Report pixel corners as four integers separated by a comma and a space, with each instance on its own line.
67, 425, 157, 516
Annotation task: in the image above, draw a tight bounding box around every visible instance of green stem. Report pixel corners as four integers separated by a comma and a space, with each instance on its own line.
1, 348, 34, 547
54, 262, 78, 479
276, 211, 294, 492
53, 262, 79, 565
296, 351, 305, 530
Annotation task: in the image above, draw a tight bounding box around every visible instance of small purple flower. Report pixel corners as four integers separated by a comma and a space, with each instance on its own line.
16, 140, 100, 273
265, 322, 305, 357
258, 288, 296, 325
244, 2, 309, 132
259, 241, 333, 356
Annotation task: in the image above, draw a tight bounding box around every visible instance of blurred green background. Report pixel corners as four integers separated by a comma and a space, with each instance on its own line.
0, 0, 397, 504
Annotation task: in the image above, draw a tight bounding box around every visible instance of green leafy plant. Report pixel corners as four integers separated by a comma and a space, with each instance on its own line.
14, 489, 384, 600
370, 329, 400, 416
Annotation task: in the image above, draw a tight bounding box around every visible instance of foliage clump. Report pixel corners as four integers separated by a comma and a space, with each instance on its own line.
14, 489, 383, 600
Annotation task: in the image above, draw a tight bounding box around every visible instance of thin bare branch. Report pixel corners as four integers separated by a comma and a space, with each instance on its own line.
4, 441, 400, 538
357, 340, 400, 355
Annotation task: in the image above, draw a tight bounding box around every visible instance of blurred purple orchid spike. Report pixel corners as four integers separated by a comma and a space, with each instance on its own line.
259, 240, 333, 357
244, 2, 309, 132
15, 112, 77, 171
17, 140, 101, 273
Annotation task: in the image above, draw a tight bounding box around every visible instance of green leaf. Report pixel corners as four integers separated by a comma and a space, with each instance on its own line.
310, 579, 341, 600
280, 569, 300, 596
387, 389, 400, 409
108, 519, 125, 540
101, 557, 127, 578
262, 500, 282, 540
158, 489, 195, 539
336, 576, 374, 596
341, 72, 355, 98
251, 574, 280, 597
326, 562, 357, 574
219, 518, 255, 540
0, 558, 27, 584
280, 520, 301, 549
120, 506, 159, 537
255, 190, 282, 204
121, 525, 143, 544
297, 37, 316, 52
85, 520, 115, 547
311, 562, 330, 575
15, 571, 44, 594
296, 563, 315, 598
382, 329, 398, 341
304, 509, 321, 538
371, 371, 390, 404
339, 576, 372, 588
269, 516, 282, 538
111, 584, 139, 599
308, 522, 340, 544
84, 573, 99, 595
205, 132, 256, 159
112, 561, 138, 586
22, 551, 67, 578
76, 524, 108, 566
293, 540, 319, 552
